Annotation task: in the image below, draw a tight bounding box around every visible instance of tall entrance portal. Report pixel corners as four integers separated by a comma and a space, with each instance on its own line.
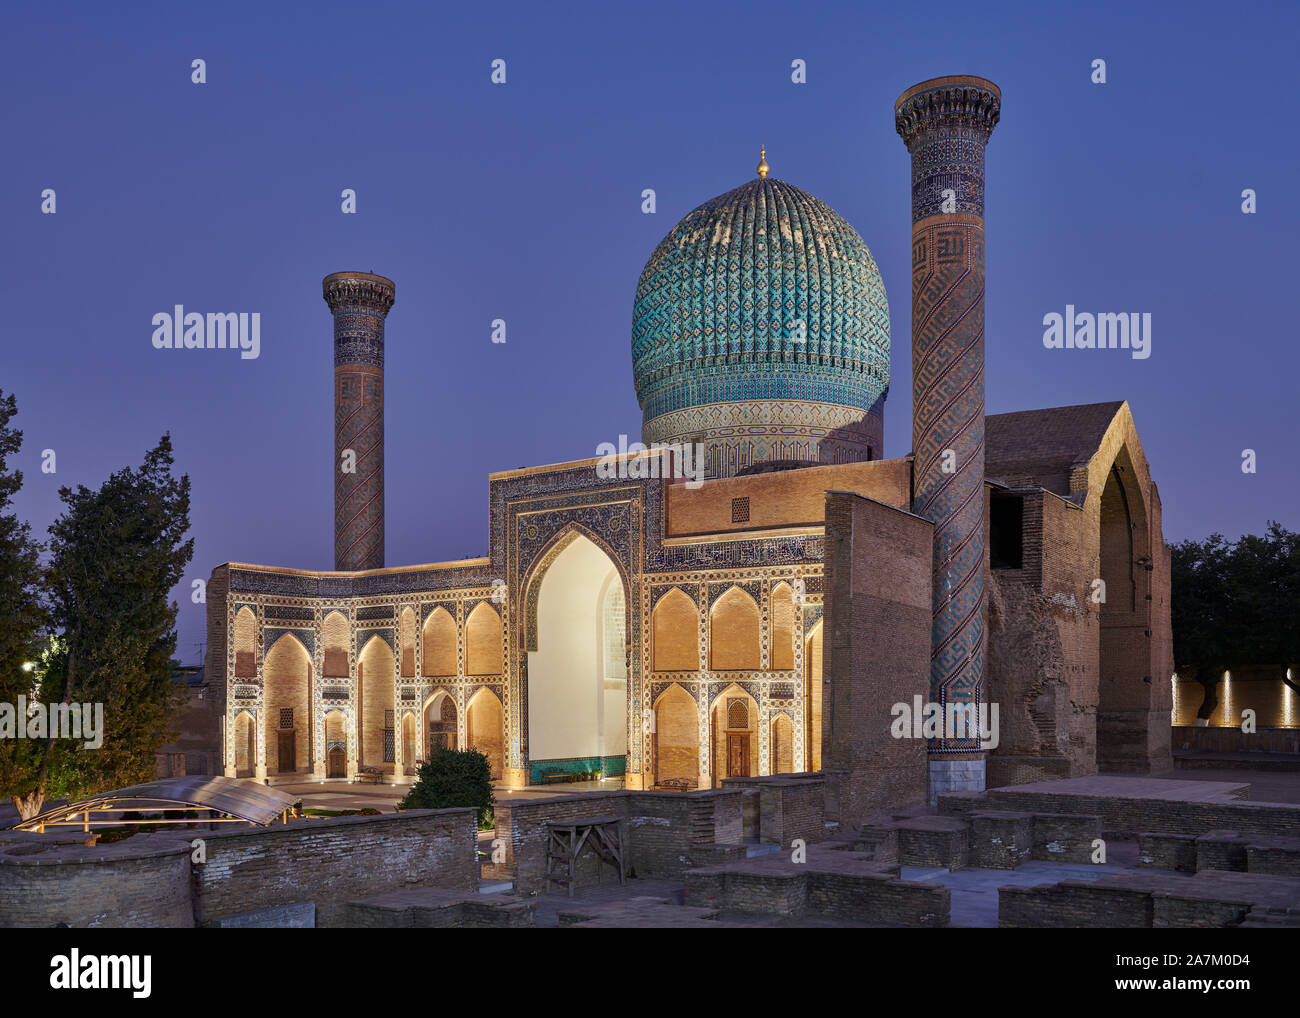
527, 533, 628, 783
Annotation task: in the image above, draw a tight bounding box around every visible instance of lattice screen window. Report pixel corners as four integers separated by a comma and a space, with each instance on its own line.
279, 708, 293, 729
727, 698, 747, 728
731, 497, 750, 523
383, 729, 395, 763
384, 710, 394, 728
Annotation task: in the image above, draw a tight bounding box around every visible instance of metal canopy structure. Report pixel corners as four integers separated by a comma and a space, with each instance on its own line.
12, 775, 299, 833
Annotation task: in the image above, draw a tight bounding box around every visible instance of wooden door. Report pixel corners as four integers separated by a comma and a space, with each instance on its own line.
727, 733, 749, 777
277, 731, 295, 773
327, 745, 346, 778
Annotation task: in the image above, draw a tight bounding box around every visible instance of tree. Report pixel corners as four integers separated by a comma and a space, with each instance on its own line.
1170, 533, 1233, 719
1171, 523, 1300, 720
398, 747, 495, 829
0, 392, 49, 808
6, 434, 193, 819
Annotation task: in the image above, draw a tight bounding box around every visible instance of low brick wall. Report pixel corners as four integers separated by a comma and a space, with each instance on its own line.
194, 808, 478, 927
999, 881, 1153, 928
693, 869, 809, 916
0, 833, 193, 928
1172, 726, 1300, 755
978, 789, 1300, 839
1138, 832, 1198, 872
340, 888, 535, 928
805, 871, 949, 926
1152, 894, 1252, 928
683, 847, 950, 927
493, 788, 745, 894
1002, 871, 1300, 928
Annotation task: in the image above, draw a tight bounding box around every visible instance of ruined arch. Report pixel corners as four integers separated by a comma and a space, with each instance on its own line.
1097, 443, 1154, 771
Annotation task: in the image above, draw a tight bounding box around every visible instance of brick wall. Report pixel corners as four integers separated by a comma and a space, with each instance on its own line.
665, 458, 911, 537
823, 492, 931, 824
1172, 726, 1300, 755
194, 808, 477, 927
0, 836, 193, 928
805, 871, 950, 927
981, 789, 1300, 839
999, 880, 1153, 928
494, 789, 745, 893
683, 852, 950, 927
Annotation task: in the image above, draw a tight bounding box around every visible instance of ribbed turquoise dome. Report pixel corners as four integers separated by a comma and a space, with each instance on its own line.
631, 175, 890, 476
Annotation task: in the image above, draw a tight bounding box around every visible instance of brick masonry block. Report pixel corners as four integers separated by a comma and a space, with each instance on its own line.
970, 811, 1033, 869
1196, 830, 1252, 872
1138, 832, 1198, 872
1245, 837, 1300, 878
895, 816, 969, 870
1031, 813, 1100, 864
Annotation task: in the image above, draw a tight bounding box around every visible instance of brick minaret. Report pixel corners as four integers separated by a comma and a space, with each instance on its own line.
323, 271, 395, 572
895, 77, 1000, 799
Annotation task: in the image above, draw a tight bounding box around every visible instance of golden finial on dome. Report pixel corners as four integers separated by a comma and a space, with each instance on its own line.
757, 146, 769, 178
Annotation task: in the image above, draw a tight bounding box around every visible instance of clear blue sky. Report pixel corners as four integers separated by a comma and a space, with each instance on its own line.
3, 0, 1297, 665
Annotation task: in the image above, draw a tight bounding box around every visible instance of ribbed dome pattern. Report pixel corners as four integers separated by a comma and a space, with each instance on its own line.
632, 176, 890, 424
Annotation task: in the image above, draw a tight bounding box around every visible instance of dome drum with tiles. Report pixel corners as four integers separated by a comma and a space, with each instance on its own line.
632, 162, 891, 479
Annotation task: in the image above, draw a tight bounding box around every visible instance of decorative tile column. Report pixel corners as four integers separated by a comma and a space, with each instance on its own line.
895, 77, 1001, 799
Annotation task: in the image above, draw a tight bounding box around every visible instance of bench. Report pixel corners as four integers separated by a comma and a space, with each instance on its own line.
353, 767, 384, 784
655, 778, 693, 792
540, 772, 576, 785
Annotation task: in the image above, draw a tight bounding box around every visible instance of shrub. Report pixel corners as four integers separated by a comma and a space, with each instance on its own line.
398, 748, 495, 829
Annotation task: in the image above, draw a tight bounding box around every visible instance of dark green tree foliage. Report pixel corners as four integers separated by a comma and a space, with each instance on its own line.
1171, 523, 1300, 718
0, 392, 49, 808
399, 748, 495, 828
8, 434, 193, 819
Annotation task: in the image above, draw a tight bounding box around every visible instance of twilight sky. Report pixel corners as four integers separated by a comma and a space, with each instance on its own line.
3, 0, 1297, 666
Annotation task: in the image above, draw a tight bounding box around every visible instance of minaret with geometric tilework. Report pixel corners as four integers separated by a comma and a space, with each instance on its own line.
895, 77, 1000, 799
323, 271, 395, 572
